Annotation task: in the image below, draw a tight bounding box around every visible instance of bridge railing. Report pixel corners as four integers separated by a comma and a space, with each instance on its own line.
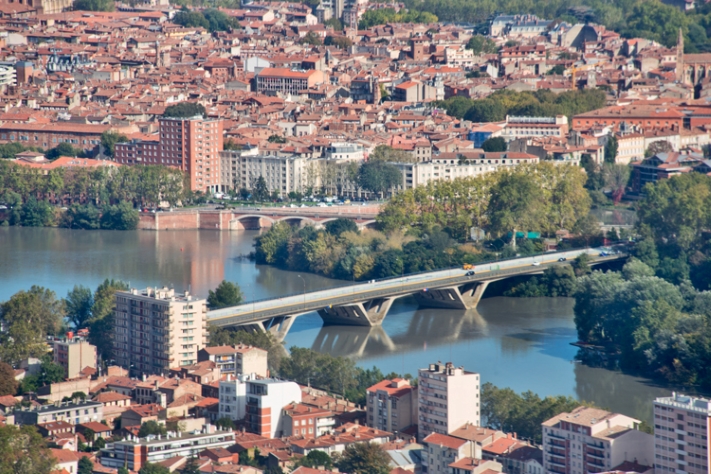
207, 243, 630, 320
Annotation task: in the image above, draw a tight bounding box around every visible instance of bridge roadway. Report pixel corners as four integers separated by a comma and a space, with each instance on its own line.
207, 248, 627, 340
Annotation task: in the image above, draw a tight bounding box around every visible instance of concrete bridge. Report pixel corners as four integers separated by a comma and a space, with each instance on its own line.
207, 248, 627, 340
228, 207, 379, 231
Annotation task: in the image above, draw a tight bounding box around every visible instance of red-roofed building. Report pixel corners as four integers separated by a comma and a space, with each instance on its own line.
449, 457, 503, 474
366, 379, 417, 434
282, 402, 336, 439
423, 433, 478, 474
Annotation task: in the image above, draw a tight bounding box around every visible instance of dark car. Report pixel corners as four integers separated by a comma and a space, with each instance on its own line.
558, 257, 567, 262
466, 270, 475, 276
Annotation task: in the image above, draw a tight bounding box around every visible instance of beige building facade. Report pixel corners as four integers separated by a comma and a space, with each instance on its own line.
113, 287, 207, 376
367, 378, 417, 433
53, 337, 97, 379
653, 393, 711, 474
418, 362, 481, 441
541, 406, 653, 474
198, 345, 268, 377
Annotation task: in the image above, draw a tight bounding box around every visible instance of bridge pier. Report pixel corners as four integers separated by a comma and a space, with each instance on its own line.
318, 297, 397, 327
414, 280, 494, 310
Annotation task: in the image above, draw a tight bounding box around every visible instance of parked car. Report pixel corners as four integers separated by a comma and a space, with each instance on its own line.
531, 262, 541, 266
466, 270, 475, 276
558, 257, 567, 262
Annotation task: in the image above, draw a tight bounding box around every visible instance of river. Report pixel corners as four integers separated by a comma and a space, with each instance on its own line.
0, 227, 672, 422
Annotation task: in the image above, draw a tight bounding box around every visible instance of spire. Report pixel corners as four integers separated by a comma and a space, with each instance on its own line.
677, 28, 685, 84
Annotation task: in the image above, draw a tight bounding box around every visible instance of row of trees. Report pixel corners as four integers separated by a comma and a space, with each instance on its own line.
358, 7, 438, 29
434, 89, 607, 123
173, 8, 239, 32
0, 160, 185, 212
378, 162, 591, 242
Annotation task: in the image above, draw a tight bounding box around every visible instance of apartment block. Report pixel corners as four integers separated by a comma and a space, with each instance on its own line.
115, 116, 224, 193
100, 424, 235, 471
13, 400, 103, 426
218, 374, 302, 438
113, 287, 207, 376
501, 116, 569, 142
418, 362, 481, 441
220, 150, 309, 196
423, 432, 480, 474
256, 68, 326, 96
53, 335, 97, 379
653, 393, 711, 474
282, 402, 336, 439
541, 406, 653, 474
367, 378, 417, 433
198, 345, 268, 377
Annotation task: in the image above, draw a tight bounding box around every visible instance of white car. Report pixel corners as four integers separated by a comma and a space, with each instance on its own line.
531, 262, 541, 266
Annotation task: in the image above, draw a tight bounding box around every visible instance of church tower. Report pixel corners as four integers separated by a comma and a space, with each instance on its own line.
677, 28, 686, 84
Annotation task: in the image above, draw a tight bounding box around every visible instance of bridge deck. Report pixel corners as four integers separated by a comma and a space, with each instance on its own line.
207, 249, 626, 328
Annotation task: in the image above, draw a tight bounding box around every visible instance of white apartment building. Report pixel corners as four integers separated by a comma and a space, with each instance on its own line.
114, 287, 207, 376
541, 406, 654, 474
653, 393, 711, 474
366, 378, 417, 433
218, 374, 302, 438
444, 46, 475, 67
100, 425, 235, 471
220, 150, 309, 196
395, 152, 539, 190
220, 145, 259, 191
324, 142, 364, 161
418, 362, 481, 441
616, 133, 645, 164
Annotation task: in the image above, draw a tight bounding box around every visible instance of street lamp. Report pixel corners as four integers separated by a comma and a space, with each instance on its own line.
296, 275, 306, 311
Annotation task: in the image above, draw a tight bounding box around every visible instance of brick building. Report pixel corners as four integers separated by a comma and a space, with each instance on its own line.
0, 122, 112, 151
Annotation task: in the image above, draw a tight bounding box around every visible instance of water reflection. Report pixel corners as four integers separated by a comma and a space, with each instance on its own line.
0, 227, 687, 423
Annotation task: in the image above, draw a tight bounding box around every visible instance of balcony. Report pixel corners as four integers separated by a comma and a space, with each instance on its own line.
547, 457, 566, 467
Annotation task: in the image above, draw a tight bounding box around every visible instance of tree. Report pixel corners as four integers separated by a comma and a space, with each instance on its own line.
325, 218, 359, 236
41, 357, 66, 384
481, 137, 507, 152
100, 131, 128, 158
138, 420, 167, 438
89, 279, 129, 361
267, 135, 286, 144
369, 145, 414, 164
645, 140, 674, 157
571, 253, 592, 277
252, 176, 270, 202
0, 424, 55, 474
488, 170, 544, 247
325, 35, 353, 49
324, 17, 342, 30
94, 437, 106, 449
300, 31, 323, 46
78, 456, 94, 474
547, 64, 565, 75
182, 457, 202, 474
100, 202, 139, 230
0, 286, 64, 365
19, 196, 55, 227
73, 0, 114, 10
0, 362, 18, 395
604, 135, 618, 164
163, 102, 206, 118
203, 8, 239, 32
215, 417, 235, 430
358, 161, 402, 198
172, 10, 209, 29
336, 442, 391, 474
139, 463, 171, 474
207, 281, 244, 309
65, 285, 94, 329
296, 450, 334, 469
602, 164, 630, 204
466, 35, 497, 55
46, 142, 82, 160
